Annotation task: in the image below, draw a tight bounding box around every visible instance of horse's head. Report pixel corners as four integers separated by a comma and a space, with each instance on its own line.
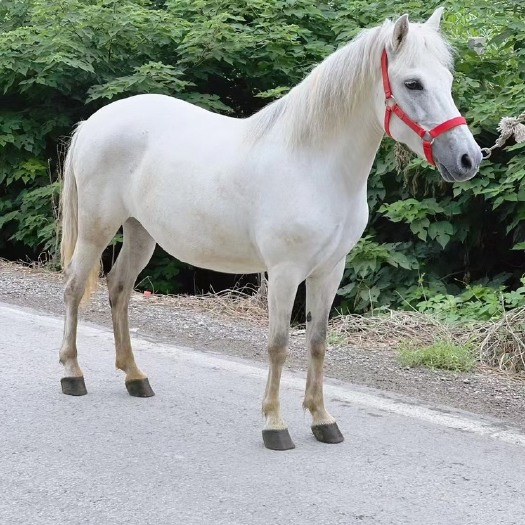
376, 8, 481, 182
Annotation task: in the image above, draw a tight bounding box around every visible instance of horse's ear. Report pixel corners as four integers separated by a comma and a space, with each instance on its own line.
392, 14, 409, 52
426, 7, 444, 31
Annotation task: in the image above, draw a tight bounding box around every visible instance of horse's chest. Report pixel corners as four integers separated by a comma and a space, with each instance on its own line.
325, 208, 369, 262
310, 177, 369, 259
294, 198, 369, 274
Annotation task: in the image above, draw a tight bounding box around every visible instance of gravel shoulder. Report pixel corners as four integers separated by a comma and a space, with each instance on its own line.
1, 260, 524, 431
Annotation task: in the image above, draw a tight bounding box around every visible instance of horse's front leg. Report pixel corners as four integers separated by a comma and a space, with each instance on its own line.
303, 258, 346, 444
262, 266, 303, 450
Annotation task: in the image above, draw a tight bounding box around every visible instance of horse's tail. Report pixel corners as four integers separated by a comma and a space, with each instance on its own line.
60, 123, 100, 303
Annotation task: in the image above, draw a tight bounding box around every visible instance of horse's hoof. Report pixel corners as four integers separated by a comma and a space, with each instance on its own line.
61, 376, 87, 396
125, 378, 155, 397
311, 422, 344, 444
262, 429, 295, 450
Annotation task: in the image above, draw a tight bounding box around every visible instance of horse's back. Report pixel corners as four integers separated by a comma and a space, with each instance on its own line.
73, 94, 239, 175
72, 93, 246, 213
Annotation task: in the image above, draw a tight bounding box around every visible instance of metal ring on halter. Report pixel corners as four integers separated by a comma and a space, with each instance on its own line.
481, 147, 492, 160
385, 96, 396, 107
422, 131, 435, 145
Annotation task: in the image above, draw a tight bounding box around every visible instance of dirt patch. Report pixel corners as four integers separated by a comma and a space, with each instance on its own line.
1, 259, 524, 431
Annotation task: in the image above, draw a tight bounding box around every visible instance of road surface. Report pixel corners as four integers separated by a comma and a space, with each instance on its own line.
1, 302, 524, 524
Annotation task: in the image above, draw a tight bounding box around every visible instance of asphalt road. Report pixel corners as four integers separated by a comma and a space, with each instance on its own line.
1, 302, 524, 525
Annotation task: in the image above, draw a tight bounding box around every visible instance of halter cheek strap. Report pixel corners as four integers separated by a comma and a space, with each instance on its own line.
381, 49, 467, 166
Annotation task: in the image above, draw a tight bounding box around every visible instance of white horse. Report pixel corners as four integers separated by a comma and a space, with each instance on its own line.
59, 8, 481, 450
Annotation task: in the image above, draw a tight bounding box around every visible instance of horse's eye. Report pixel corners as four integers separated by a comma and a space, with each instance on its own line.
405, 80, 424, 91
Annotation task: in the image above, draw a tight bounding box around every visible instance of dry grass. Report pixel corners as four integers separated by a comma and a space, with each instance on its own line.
328, 310, 468, 350
328, 309, 525, 375
144, 285, 269, 325
478, 306, 525, 373
0, 256, 60, 274
137, 274, 271, 324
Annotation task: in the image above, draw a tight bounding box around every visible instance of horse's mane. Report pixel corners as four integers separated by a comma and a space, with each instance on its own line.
249, 19, 453, 147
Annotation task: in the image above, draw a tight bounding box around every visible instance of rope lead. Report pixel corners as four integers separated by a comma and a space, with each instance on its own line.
482, 111, 525, 159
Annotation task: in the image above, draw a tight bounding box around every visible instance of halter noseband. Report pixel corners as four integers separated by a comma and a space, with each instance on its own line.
381, 48, 467, 166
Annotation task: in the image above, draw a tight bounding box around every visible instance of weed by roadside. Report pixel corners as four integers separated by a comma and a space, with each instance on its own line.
398, 340, 475, 372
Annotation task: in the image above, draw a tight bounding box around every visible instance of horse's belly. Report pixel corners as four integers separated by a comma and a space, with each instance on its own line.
139, 217, 266, 274
163, 242, 266, 274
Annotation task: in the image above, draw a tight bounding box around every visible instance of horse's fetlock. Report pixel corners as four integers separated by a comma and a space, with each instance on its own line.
115, 358, 127, 371
303, 396, 314, 412
303, 396, 328, 420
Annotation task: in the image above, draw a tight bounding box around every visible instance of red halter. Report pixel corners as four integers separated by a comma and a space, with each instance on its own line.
381, 48, 467, 166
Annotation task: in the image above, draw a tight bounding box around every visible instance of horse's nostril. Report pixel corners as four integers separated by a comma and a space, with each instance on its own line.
461, 153, 473, 170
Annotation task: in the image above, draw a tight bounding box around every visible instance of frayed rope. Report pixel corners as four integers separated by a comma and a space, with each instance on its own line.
482, 110, 525, 159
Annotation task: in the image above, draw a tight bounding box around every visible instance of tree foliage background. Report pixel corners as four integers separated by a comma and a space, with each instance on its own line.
0, 0, 524, 317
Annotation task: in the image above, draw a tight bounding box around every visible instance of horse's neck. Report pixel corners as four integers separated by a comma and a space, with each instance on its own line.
291, 43, 385, 179
249, 36, 386, 183
322, 100, 384, 186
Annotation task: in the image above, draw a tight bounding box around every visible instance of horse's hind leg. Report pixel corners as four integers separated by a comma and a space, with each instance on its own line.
262, 266, 303, 450
60, 239, 112, 395
107, 218, 156, 397
303, 258, 345, 444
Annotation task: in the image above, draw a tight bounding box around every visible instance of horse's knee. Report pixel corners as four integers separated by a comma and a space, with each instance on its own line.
310, 340, 326, 360
270, 332, 288, 349
268, 337, 288, 365
308, 327, 326, 358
